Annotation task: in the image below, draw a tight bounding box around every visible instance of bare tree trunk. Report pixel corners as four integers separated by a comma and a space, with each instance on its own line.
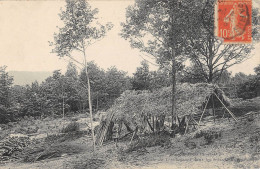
82, 41, 96, 152
96, 95, 99, 111
62, 84, 65, 119
85, 66, 96, 152
171, 57, 177, 126
171, 15, 177, 127
169, 1, 178, 127
208, 36, 214, 83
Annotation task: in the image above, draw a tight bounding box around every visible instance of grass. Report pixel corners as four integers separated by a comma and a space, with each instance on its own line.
60, 122, 80, 133
69, 157, 106, 169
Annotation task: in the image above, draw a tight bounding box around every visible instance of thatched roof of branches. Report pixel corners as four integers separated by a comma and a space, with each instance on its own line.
108, 83, 231, 121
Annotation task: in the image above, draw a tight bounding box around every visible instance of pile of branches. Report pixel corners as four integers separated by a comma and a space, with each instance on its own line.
23, 142, 84, 162
0, 136, 34, 162
22, 130, 87, 162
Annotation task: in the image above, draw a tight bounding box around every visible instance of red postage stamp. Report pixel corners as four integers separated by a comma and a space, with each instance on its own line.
215, 0, 252, 44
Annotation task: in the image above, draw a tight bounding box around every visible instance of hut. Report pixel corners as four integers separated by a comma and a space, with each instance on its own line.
95, 83, 237, 145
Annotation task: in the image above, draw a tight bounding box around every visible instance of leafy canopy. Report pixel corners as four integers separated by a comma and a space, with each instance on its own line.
50, 0, 113, 60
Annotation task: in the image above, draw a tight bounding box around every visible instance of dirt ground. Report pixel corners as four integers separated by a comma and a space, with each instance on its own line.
0, 112, 260, 169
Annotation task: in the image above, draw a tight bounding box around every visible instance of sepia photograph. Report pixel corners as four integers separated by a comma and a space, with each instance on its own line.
0, 0, 259, 168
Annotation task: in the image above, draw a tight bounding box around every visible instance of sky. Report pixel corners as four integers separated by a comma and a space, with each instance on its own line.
0, 0, 259, 76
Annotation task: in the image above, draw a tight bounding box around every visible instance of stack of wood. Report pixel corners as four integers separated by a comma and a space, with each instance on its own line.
0, 136, 31, 161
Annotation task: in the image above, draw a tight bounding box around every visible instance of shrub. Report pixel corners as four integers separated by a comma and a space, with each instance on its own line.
61, 122, 80, 133
237, 76, 260, 99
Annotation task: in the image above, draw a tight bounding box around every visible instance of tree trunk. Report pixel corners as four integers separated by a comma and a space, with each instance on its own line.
170, 2, 177, 127
171, 57, 177, 126
208, 70, 213, 83
96, 96, 99, 111
208, 36, 214, 83
62, 85, 65, 119
85, 67, 96, 152
82, 41, 95, 152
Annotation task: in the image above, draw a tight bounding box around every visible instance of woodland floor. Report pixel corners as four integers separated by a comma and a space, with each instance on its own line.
0, 111, 259, 169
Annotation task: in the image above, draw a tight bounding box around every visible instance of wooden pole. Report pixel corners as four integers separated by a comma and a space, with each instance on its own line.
191, 115, 199, 125
198, 96, 210, 125
212, 95, 215, 123
152, 116, 154, 132
213, 93, 238, 122
130, 129, 137, 145
184, 117, 189, 134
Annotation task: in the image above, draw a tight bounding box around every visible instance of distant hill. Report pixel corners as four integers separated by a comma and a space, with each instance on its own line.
9, 71, 52, 86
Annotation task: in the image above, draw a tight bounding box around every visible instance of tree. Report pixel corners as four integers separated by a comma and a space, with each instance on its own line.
50, 0, 113, 151
131, 61, 171, 91
132, 60, 151, 90
254, 64, 260, 75
237, 76, 260, 99
79, 62, 106, 110
236, 65, 260, 99
0, 66, 13, 108
65, 62, 78, 78
0, 66, 14, 123
65, 62, 81, 113
149, 68, 171, 90
184, 0, 259, 83
105, 66, 132, 106
121, 0, 193, 125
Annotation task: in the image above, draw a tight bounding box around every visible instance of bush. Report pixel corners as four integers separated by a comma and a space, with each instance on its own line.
61, 122, 80, 133
237, 76, 260, 99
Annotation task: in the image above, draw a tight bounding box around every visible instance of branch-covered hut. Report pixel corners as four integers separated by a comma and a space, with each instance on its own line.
95, 83, 236, 145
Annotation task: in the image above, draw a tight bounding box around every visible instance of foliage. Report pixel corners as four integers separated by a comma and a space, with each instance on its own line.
121, 0, 197, 124
131, 61, 171, 91
254, 64, 260, 75
184, 1, 259, 83
132, 61, 151, 90
50, 0, 113, 59
0, 66, 14, 123
237, 76, 260, 99
50, 0, 114, 150
0, 61, 132, 124
79, 62, 132, 110
149, 68, 171, 90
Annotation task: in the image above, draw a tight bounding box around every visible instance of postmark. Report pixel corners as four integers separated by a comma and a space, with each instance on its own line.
215, 0, 252, 44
